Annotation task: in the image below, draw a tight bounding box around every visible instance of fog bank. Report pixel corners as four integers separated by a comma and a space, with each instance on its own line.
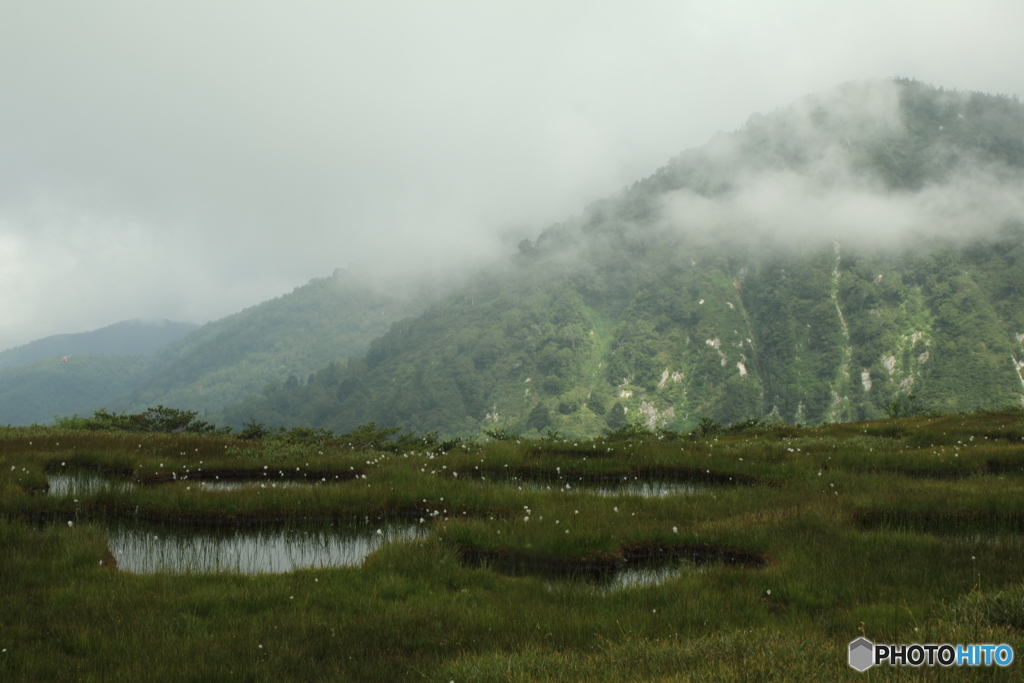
2, 2, 1024, 350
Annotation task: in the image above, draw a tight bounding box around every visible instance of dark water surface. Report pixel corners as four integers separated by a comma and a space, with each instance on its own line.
47, 471, 343, 494
47, 473, 422, 574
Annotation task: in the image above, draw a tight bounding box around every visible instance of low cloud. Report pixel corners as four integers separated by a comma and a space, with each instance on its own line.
661, 163, 1024, 249
659, 81, 1024, 250
0, 206, 300, 351
2, 4, 1024, 350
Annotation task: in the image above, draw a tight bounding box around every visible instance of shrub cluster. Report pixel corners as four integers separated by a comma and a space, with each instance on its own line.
55, 406, 222, 434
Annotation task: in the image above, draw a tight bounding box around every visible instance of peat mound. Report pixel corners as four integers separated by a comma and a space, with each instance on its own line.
620, 540, 770, 569
457, 545, 622, 580
851, 507, 1024, 533
479, 465, 767, 487
986, 459, 1024, 475
457, 540, 769, 580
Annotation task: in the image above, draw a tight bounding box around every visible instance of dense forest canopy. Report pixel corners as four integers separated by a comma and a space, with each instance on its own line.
0, 271, 433, 425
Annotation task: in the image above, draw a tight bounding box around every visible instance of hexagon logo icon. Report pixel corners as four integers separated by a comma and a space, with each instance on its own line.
849, 637, 874, 672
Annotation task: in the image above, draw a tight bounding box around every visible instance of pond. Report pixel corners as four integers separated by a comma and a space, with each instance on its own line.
47, 471, 347, 495
541, 563, 701, 594
507, 479, 704, 497
952, 533, 1024, 549
604, 564, 691, 591
193, 481, 329, 491
47, 471, 135, 496
104, 521, 423, 574
47, 473, 424, 573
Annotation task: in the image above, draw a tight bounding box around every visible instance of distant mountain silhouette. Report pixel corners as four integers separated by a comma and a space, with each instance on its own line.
0, 320, 199, 370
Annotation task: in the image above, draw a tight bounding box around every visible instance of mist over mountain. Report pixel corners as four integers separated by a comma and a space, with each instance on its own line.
6, 79, 1024, 434
220, 79, 1024, 437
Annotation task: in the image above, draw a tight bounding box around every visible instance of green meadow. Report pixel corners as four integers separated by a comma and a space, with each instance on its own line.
3, 411, 1024, 681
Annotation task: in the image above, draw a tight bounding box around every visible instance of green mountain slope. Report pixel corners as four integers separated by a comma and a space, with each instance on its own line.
0, 355, 150, 425
0, 319, 198, 370
115, 270, 431, 416
222, 79, 1024, 437
0, 319, 197, 425
0, 271, 432, 425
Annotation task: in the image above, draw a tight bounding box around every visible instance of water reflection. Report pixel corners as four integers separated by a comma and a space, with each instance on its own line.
48, 472, 346, 495
106, 522, 423, 574
544, 563, 700, 593
196, 480, 319, 491
606, 564, 692, 590
47, 472, 134, 496
593, 482, 703, 497
510, 480, 703, 497
952, 533, 1024, 549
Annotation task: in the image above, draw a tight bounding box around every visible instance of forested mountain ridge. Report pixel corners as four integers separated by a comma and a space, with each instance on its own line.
0, 355, 152, 427
115, 270, 433, 415
222, 79, 1024, 438
0, 319, 196, 426
0, 319, 198, 370
0, 271, 432, 425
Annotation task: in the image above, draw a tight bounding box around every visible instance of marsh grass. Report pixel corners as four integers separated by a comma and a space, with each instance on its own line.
3, 411, 1024, 680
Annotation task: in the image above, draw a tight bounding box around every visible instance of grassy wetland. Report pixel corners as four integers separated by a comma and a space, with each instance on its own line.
3, 412, 1024, 680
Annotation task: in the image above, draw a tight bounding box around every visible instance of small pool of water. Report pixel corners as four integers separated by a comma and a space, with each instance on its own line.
194, 480, 331, 491
951, 533, 1024, 549
48, 472, 348, 495
606, 565, 688, 590
508, 480, 703, 497
543, 563, 702, 593
591, 482, 703, 497
105, 521, 423, 574
47, 472, 135, 496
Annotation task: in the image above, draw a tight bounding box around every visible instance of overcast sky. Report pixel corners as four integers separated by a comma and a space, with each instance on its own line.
2, 1, 1023, 351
